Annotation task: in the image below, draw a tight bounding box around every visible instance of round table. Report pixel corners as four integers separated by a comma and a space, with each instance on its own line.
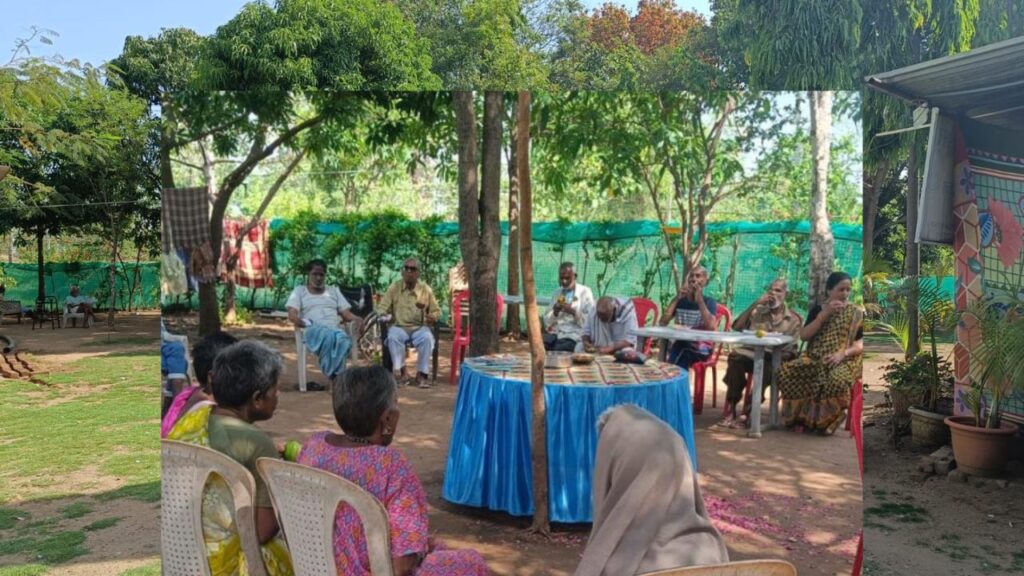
442, 353, 695, 523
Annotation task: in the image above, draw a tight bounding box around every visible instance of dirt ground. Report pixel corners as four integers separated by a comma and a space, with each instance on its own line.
2, 312, 862, 575
861, 342, 1024, 576
166, 314, 862, 576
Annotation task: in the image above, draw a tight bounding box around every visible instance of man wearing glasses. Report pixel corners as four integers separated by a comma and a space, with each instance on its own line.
378, 258, 441, 389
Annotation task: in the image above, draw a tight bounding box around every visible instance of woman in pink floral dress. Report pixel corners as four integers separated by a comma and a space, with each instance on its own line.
297, 366, 490, 576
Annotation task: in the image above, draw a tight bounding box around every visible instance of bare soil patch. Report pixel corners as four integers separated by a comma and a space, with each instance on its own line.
861, 342, 1024, 576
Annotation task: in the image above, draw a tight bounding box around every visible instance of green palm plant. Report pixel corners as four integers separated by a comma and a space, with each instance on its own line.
963, 300, 1024, 429
871, 276, 956, 411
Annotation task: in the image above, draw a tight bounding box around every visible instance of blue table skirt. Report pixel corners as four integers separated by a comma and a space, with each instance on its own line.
442, 363, 695, 523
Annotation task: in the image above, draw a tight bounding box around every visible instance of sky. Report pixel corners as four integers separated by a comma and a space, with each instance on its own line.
2, 0, 711, 68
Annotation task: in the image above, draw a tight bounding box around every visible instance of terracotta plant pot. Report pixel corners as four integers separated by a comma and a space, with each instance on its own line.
909, 406, 951, 449
944, 416, 1020, 477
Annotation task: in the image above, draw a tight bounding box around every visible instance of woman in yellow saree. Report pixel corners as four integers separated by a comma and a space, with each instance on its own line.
778, 272, 863, 434
167, 340, 294, 576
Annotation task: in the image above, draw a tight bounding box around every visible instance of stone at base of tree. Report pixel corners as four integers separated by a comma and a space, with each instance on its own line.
918, 457, 935, 473
948, 469, 969, 483
995, 479, 1009, 489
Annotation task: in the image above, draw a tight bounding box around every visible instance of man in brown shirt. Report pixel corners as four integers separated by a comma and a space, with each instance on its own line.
378, 258, 441, 389
722, 278, 802, 426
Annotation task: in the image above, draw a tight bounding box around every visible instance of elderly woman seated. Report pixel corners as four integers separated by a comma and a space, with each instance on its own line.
297, 366, 490, 575
166, 340, 294, 575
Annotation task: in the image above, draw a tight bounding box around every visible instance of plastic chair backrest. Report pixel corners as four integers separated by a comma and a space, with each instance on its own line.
452, 290, 505, 344
161, 440, 268, 576
637, 559, 797, 576
708, 304, 732, 362
257, 458, 395, 576
631, 297, 659, 354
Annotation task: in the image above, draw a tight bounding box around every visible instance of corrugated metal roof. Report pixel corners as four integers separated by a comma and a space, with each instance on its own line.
865, 35, 1024, 130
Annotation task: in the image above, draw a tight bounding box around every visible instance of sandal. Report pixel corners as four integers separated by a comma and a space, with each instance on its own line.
305, 381, 326, 392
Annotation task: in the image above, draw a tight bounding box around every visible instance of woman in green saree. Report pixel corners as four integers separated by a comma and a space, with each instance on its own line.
778, 272, 863, 434
167, 340, 294, 575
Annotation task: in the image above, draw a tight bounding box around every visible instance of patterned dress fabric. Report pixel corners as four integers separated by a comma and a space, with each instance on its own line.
298, 432, 490, 576
777, 304, 862, 433
167, 403, 295, 576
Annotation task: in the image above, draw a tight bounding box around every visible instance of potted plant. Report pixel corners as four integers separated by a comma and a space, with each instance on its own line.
882, 353, 954, 447
945, 301, 1024, 477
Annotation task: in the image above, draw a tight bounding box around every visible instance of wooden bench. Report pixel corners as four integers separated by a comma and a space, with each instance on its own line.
0, 300, 22, 324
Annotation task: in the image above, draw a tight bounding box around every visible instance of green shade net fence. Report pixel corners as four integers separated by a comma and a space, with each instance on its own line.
220, 220, 865, 323
0, 262, 161, 311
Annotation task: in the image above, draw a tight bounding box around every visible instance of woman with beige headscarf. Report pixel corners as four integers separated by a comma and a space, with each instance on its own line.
574, 404, 729, 576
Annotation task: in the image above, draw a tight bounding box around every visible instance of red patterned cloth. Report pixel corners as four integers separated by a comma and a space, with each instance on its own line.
297, 432, 490, 576
220, 219, 274, 289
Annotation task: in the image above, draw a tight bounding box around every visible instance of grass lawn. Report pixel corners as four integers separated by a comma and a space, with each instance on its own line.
0, 351, 161, 575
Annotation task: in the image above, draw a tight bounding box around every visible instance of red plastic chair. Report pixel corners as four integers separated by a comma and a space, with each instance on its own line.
848, 376, 863, 438
690, 305, 731, 415
631, 297, 659, 356
449, 290, 505, 385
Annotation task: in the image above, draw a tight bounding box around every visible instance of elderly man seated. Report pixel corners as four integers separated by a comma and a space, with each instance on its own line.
582, 296, 640, 360
720, 278, 802, 427
543, 262, 595, 353
378, 258, 441, 389
65, 285, 97, 325
286, 259, 363, 391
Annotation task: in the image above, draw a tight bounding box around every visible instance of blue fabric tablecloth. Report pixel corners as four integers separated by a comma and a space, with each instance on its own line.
442, 358, 695, 523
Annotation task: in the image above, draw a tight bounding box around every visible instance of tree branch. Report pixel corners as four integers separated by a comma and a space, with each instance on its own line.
226, 149, 306, 269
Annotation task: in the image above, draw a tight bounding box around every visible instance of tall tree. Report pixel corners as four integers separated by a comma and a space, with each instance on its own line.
729, 0, 862, 90
108, 27, 204, 189
164, 0, 439, 335
506, 99, 522, 336
454, 91, 503, 356
808, 91, 835, 305
516, 91, 550, 536
535, 92, 760, 291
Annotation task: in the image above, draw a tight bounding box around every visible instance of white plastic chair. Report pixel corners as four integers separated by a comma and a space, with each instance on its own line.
160, 439, 268, 576
295, 323, 361, 392
256, 458, 394, 576
639, 559, 797, 576
61, 303, 92, 328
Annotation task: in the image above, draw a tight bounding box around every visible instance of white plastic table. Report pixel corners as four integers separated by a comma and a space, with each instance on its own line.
501, 294, 552, 306
630, 325, 795, 437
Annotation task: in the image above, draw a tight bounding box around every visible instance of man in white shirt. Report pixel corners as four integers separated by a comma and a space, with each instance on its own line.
286, 259, 363, 389
543, 262, 595, 353
65, 285, 97, 324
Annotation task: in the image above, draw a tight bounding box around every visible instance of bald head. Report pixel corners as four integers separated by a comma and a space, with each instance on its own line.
596, 296, 617, 322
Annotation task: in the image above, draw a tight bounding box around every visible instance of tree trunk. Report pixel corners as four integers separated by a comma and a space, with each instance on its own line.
454, 91, 502, 357
472, 91, 503, 355
905, 139, 921, 358
506, 100, 522, 338
808, 91, 835, 306
36, 227, 44, 302
518, 91, 550, 536
107, 217, 120, 328
862, 162, 888, 266
159, 95, 178, 189
198, 281, 220, 336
